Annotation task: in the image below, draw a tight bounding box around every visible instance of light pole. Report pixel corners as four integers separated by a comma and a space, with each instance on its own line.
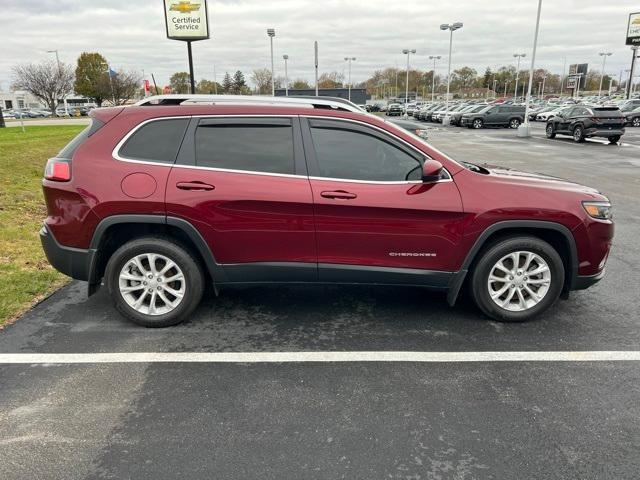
541, 75, 547, 99
519, 0, 542, 138
492, 78, 498, 98
47, 49, 68, 115
344, 57, 356, 101
428, 55, 441, 102
402, 48, 416, 116
598, 52, 612, 98
513, 53, 526, 102
267, 29, 276, 96
282, 55, 289, 96
440, 22, 463, 125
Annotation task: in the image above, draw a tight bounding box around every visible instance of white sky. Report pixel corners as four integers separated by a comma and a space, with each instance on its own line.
1, 0, 638, 90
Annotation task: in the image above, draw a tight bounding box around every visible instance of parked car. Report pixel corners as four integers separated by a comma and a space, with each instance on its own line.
385, 103, 403, 116
535, 108, 564, 122
432, 104, 467, 123
624, 106, 640, 127
403, 103, 419, 116
618, 99, 640, 113
546, 105, 625, 143
460, 105, 525, 129
422, 104, 445, 122
450, 105, 486, 126
40, 94, 613, 327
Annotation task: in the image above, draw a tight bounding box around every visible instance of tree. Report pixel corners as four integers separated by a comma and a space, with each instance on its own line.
222, 72, 233, 93
74, 52, 111, 107
170, 72, 191, 94
12, 60, 74, 115
318, 71, 344, 88
451, 67, 478, 90
196, 79, 221, 94
291, 78, 311, 89
109, 70, 141, 105
482, 67, 493, 88
232, 70, 247, 94
251, 68, 272, 94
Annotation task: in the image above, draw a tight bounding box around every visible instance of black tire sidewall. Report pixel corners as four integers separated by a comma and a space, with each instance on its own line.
546, 123, 555, 138
470, 237, 565, 322
573, 126, 584, 142
473, 119, 483, 129
106, 237, 204, 327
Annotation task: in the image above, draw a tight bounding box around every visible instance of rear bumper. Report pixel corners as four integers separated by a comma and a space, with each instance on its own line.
585, 127, 625, 138
572, 269, 605, 290
40, 224, 95, 281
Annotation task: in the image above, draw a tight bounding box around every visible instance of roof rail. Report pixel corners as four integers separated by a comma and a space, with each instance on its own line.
134, 94, 365, 113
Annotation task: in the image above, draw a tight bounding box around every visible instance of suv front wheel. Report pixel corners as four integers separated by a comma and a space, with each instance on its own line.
470, 237, 564, 322
105, 237, 204, 327
509, 118, 521, 129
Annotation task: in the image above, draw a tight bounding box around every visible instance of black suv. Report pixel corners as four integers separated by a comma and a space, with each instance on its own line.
450, 105, 486, 126
545, 105, 625, 143
460, 105, 525, 129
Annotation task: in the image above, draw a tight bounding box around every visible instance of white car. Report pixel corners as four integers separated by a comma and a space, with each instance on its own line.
536, 108, 563, 122
403, 103, 418, 116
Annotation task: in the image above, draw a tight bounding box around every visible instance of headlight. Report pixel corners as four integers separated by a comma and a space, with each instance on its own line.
582, 201, 612, 220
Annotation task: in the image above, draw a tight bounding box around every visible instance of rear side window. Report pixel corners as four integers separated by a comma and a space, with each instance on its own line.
58, 118, 104, 159
195, 122, 294, 174
119, 118, 189, 163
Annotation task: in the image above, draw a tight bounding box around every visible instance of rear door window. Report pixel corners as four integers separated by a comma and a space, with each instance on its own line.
195, 119, 295, 175
119, 118, 189, 163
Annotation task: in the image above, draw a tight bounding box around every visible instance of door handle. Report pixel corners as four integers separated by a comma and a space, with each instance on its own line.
320, 190, 357, 200
176, 181, 215, 191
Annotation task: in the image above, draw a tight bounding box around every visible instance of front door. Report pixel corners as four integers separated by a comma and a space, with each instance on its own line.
166, 116, 317, 282
302, 117, 465, 286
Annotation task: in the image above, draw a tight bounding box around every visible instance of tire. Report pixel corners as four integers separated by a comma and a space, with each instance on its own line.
572, 125, 585, 143
632, 117, 640, 127
545, 123, 556, 139
470, 236, 564, 322
105, 236, 205, 327
608, 135, 621, 144
509, 118, 521, 129
472, 118, 483, 129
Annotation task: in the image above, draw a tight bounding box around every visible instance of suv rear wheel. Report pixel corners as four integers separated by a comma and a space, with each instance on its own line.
472, 118, 483, 129
572, 125, 585, 143
545, 123, 556, 138
105, 237, 204, 327
632, 117, 640, 127
470, 237, 564, 322
509, 118, 521, 129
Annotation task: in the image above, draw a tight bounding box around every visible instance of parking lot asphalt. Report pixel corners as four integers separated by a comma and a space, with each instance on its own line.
1, 121, 639, 479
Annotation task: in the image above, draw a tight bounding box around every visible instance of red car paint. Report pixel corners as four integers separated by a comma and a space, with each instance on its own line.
41, 104, 613, 292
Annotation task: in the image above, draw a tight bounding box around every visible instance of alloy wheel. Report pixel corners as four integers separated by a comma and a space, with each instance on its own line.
118, 253, 186, 316
487, 251, 551, 312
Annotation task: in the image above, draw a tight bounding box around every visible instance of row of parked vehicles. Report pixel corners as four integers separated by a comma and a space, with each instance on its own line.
1, 106, 94, 119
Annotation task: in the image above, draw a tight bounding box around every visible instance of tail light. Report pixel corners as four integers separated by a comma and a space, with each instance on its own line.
590, 117, 601, 124
44, 158, 71, 181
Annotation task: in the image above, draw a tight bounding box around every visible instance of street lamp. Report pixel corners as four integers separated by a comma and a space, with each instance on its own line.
344, 57, 356, 101
519, 0, 543, 138
47, 49, 68, 115
598, 52, 612, 97
267, 28, 276, 96
428, 55, 441, 102
402, 48, 416, 116
541, 74, 547, 99
282, 55, 289, 96
513, 53, 526, 102
440, 22, 463, 125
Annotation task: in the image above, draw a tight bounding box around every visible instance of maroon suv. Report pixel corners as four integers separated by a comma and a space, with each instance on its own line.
41, 95, 614, 327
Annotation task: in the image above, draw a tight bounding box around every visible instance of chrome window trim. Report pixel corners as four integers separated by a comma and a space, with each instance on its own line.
112, 114, 454, 185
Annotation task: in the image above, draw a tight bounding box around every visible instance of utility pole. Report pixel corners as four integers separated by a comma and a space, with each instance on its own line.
429, 55, 441, 102
598, 52, 612, 97
344, 57, 355, 101
513, 53, 526, 102
314, 41, 319, 96
283, 55, 289, 96
267, 29, 276, 96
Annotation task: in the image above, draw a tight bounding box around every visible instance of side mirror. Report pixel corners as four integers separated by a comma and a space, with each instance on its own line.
422, 160, 444, 183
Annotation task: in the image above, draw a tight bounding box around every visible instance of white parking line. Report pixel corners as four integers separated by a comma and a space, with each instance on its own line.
1, 351, 639, 364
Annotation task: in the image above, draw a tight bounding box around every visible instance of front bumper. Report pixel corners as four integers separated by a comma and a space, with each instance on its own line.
572, 269, 606, 290
40, 224, 94, 281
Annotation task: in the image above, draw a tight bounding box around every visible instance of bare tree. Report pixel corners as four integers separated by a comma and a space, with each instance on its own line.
11, 60, 74, 114
251, 68, 272, 94
109, 70, 142, 105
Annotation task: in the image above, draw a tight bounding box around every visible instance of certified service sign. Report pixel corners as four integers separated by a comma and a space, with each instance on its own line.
164, 0, 209, 41
627, 12, 640, 45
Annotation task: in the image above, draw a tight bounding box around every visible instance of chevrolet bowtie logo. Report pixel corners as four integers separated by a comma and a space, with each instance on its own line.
170, 1, 201, 13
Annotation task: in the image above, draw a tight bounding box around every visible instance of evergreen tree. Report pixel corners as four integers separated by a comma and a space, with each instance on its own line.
232, 70, 246, 94
483, 67, 493, 88
222, 72, 232, 93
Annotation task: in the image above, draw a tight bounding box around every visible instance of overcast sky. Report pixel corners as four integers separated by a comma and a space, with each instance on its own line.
1, 0, 638, 91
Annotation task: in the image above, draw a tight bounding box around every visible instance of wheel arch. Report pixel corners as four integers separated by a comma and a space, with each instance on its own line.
88, 215, 226, 294
447, 220, 578, 306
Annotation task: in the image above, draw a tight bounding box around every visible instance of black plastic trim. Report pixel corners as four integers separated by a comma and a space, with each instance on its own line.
572, 269, 605, 290
446, 220, 579, 306
40, 224, 94, 281
221, 262, 317, 283
318, 263, 453, 288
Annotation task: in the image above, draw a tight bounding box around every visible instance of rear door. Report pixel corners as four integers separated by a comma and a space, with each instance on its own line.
302, 117, 465, 285
166, 116, 317, 282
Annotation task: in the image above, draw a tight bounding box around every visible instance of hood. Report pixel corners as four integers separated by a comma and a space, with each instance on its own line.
481, 164, 606, 199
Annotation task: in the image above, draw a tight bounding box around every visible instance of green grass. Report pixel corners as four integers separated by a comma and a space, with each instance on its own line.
0, 125, 84, 325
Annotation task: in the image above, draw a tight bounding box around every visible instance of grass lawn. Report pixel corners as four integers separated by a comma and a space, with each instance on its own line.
0, 125, 84, 326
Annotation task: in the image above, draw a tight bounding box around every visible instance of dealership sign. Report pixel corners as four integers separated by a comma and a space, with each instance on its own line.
164, 0, 209, 41
628, 13, 640, 45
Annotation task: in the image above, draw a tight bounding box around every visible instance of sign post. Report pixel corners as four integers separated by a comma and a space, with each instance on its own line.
626, 13, 640, 99
163, 0, 210, 94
